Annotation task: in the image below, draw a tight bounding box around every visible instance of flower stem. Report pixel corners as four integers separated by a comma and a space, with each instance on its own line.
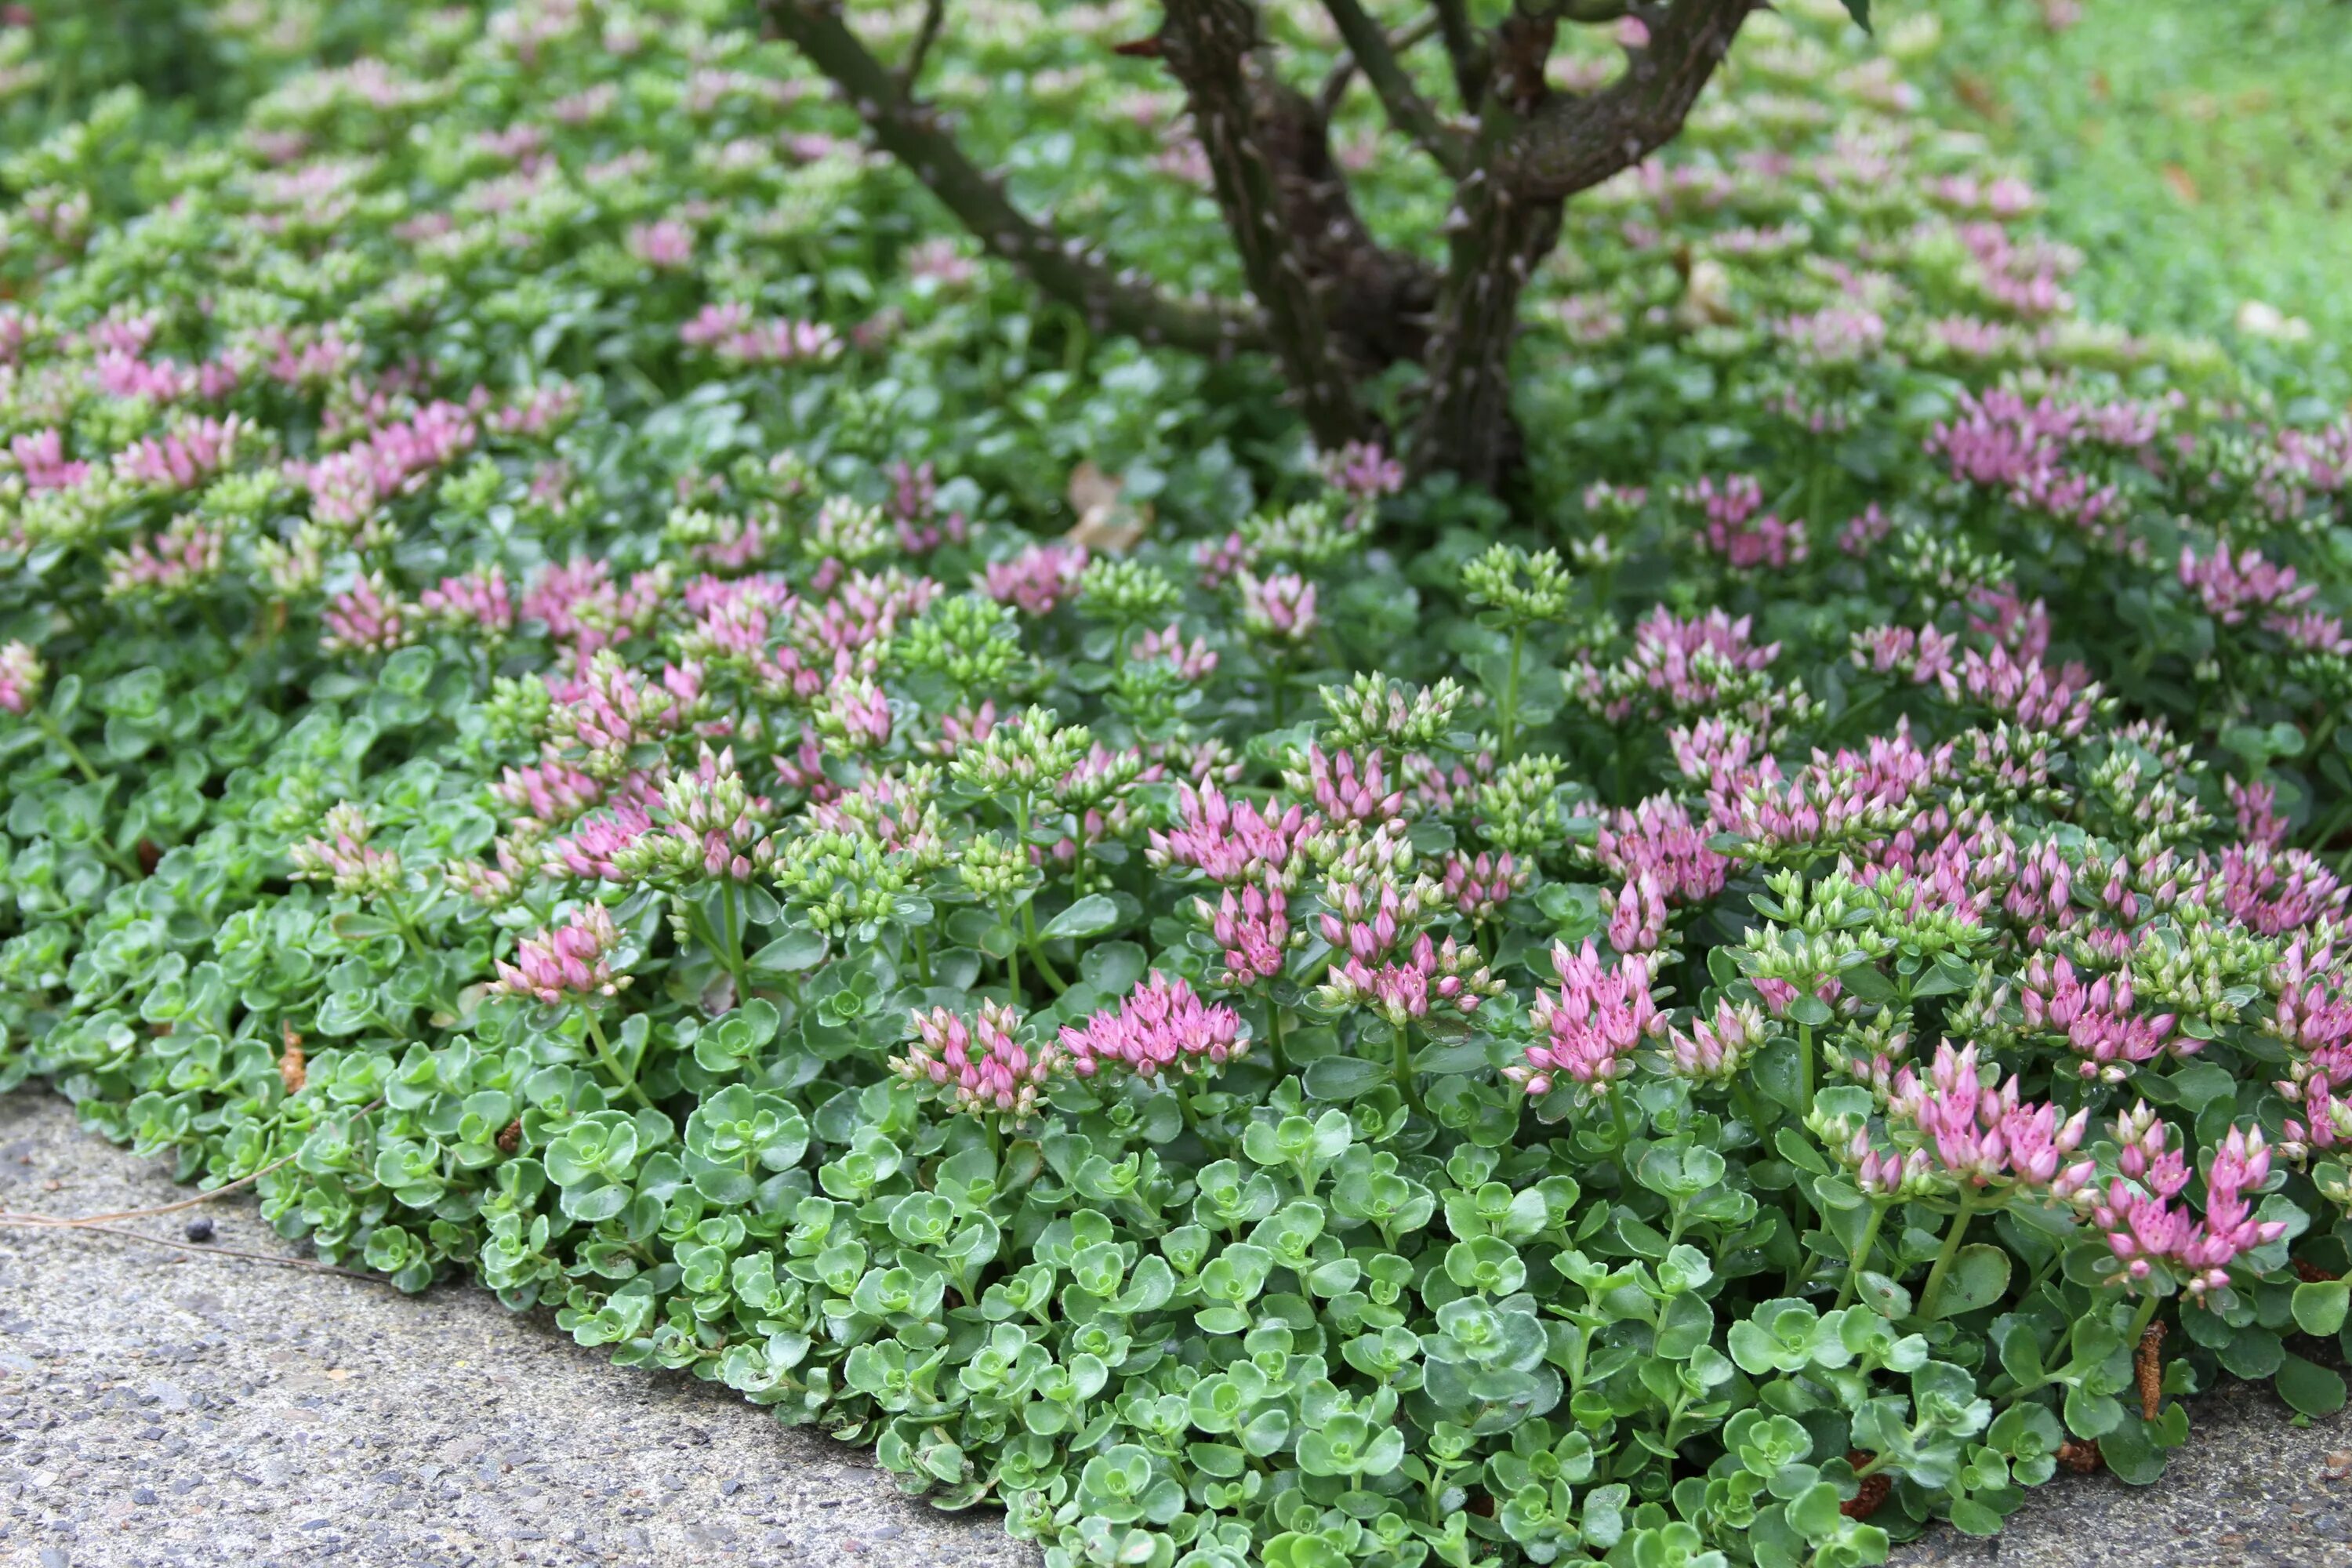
1500, 625, 1523, 762
584, 1011, 652, 1110
37, 713, 101, 786
1916, 1197, 1980, 1320
1835, 1200, 1893, 1311
2126, 1288, 2161, 1345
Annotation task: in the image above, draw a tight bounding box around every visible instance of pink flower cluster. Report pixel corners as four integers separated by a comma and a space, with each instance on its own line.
2178, 542, 2349, 652
297, 397, 482, 530
1149, 784, 1315, 887
107, 521, 226, 598
1886, 1044, 2093, 1195
1683, 474, 1809, 571
678, 303, 841, 366
1440, 851, 1523, 922
1573, 608, 1780, 724
1507, 940, 1666, 1098
1703, 724, 1951, 858
1203, 886, 1290, 986
493, 903, 629, 1005
9, 429, 92, 492
421, 565, 517, 637
982, 541, 1087, 616
0, 641, 42, 717
114, 415, 250, 493
1323, 441, 1403, 506
898, 1000, 1060, 1119
1321, 931, 1500, 1025
1058, 973, 1244, 1080
1239, 570, 1318, 643
1294, 746, 1402, 826
321, 573, 417, 655
1924, 388, 2140, 545
2016, 955, 2182, 1080
2089, 1115, 2287, 1298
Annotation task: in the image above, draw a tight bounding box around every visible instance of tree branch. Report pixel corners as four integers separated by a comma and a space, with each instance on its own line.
760, 0, 1260, 357
1428, 0, 1486, 106
1494, 0, 1759, 201
1317, 0, 1468, 175
1158, 0, 1375, 447
898, 0, 947, 93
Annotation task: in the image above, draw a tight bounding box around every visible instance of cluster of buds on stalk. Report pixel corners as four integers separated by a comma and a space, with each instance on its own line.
1460, 543, 1572, 628
2013, 954, 2180, 1081
608, 746, 775, 883
897, 1000, 1060, 1122
289, 803, 405, 899
1317, 672, 1463, 752
2084, 1108, 2288, 1298
1665, 997, 1768, 1084
1317, 931, 1501, 1028
1505, 940, 1667, 1098
1882, 1043, 2095, 1200
1059, 973, 1244, 1080
1284, 745, 1403, 827
771, 826, 913, 936
420, 564, 517, 640
544, 651, 701, 780
492, 903, 630, 1005
0, 640, 43, 716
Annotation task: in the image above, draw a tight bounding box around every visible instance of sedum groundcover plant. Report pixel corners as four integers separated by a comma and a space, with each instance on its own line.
5, 2, 2352, 1566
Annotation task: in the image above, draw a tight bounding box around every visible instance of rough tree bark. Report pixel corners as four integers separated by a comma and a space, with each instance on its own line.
757, 0, 1761, 494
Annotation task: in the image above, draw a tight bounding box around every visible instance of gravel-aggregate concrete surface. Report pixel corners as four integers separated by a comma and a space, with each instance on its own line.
5, 1085, 2352, 1567
0, 1089, 1033, 1568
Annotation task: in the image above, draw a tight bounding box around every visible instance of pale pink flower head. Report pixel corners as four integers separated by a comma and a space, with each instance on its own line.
1058, 972, 1245, 1080
321, 572, 418, 655
626, 219, 695, 270
1507, 940, 1666, 1098
0, 641, 43, 717
288, 803, 403, 899
420, 565, 517, 638
982, 541, 1087, 617
898, 1000, 1061, 1120
1323, 441, 1403, 506
493, 903, 630, 1005
1238, 569, 1318, 644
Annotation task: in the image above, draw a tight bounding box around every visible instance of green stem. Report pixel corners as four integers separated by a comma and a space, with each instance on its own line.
2125, 1288, 2161, 1345
584, 1011, 652, 1110
1834, 1200, 1893, 1311
1916, 1198, 1980, 1321
1392, 1025, 1418, 1112
1798, 1020, 1814, 1112
1005, 912, 1022, 1001
1500, 624, 1523, 762
37, 713, 102, 786
1268, 1007, 1288, 1078
715, 885, 750, 1000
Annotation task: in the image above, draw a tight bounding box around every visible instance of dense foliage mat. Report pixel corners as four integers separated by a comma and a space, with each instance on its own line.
4, 4, 2352, 1567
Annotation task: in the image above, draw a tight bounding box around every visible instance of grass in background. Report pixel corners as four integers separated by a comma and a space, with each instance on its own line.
1907, 0, 2352, 381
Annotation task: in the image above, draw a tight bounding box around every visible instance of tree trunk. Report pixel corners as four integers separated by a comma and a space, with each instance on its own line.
1159, 0, 1373, 452
1408, 5, 1566, 489
1408, 184, 1559, 490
